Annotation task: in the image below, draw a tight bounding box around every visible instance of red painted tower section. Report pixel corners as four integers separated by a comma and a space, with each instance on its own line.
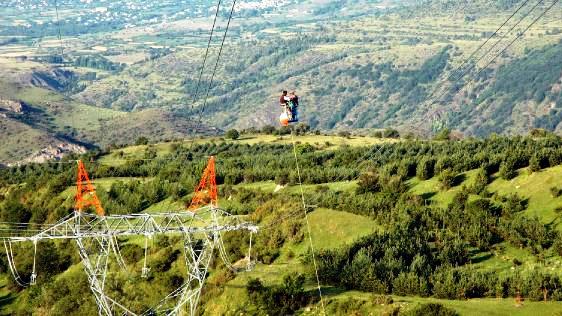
75, 160, 105, 217
188, 156, 218, 210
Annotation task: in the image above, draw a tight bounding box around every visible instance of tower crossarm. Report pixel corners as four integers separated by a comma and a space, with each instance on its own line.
2, 208, 258, 243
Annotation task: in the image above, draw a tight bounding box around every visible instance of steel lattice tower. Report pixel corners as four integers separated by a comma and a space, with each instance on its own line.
1, 158, 257, 315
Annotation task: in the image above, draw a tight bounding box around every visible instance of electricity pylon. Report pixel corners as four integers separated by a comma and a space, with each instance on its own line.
1, 157, 257, 315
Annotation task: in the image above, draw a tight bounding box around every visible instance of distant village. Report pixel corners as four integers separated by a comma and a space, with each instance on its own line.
2, 0, 295, 31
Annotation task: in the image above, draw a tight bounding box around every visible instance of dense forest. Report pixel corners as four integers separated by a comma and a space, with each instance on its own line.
1, 128, 562, 313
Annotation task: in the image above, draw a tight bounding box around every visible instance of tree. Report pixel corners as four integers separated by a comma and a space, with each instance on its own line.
530, 128, 549, 138
529, 155, 541, 173
499, 159, 517, 180
356, 170, 382, 194
434, 128, 451, 141
471, 167, 489, 194
275, 174, 289, 186
225, 129, 240, 140
135, 136, 149, 145
294, 123, 310, 135
435, 157, 452, 174
383, 128, 400, 138
398, 159, 417, 179
261, 125, 276, 134
438, 169, 456, 191
416, 157, 435, 180
1, 199, 31, 228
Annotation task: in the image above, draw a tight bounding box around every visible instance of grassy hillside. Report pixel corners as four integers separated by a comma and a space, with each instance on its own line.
2, 134, 562, 314
0, 76, 217, 164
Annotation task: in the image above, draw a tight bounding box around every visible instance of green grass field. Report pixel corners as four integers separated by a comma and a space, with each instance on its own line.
293, 208, 380, 252
489, 166, 562, 228
203, 207, 380, 315
409, 165, 562, 231
323, 291, 562, 316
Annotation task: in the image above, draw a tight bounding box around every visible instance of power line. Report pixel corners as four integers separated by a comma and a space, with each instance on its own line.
413, 0, 556, 135
473, 0, 560, 78
362, 1, 557, 165
197, 0, 238, 126
436, 0, 559, 115
289, 132, 326, 314
190, 0, 223, 111
417, 0, 537, 121
449, 0, 545, 83
446, 0, 534, 83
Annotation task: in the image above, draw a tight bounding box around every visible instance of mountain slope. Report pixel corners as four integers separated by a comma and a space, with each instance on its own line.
67, 1, 561, 134
0, 76, 217, 164
0, 0, 561, 163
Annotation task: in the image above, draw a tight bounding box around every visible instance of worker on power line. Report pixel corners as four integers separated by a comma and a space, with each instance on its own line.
279, 90, 291, 126
279, 90, 300, 126
279, 90, 288, 104
288, 91, 299, 123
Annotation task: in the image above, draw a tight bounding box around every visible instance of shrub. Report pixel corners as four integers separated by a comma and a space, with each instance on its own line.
356, 170, 382, 193
405, 303, 458, 316
327, 297, 367, 315
135, 136, 149, 145
551, 186, 562, 198
338, 131, 351, 138
434, 128, 451, 141
438, 169, 456, 191
372, 130, 383, 138
383, 128, 400, 138
499, 159, 517, 180
225, 129, 240, 140
416, 157, 435, 180
121, 244, 143, 263
152, 248, 180, 272
372, 294, 393, 305
246, 274, 312, 315
502, 193, 528, 215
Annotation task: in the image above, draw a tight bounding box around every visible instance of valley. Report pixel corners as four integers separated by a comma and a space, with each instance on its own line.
0, 0, 560, 164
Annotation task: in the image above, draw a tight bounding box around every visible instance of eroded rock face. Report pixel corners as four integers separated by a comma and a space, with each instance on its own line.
13, 143, 87, 166
17, 68, 76, 92
0, 99, 24, 113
